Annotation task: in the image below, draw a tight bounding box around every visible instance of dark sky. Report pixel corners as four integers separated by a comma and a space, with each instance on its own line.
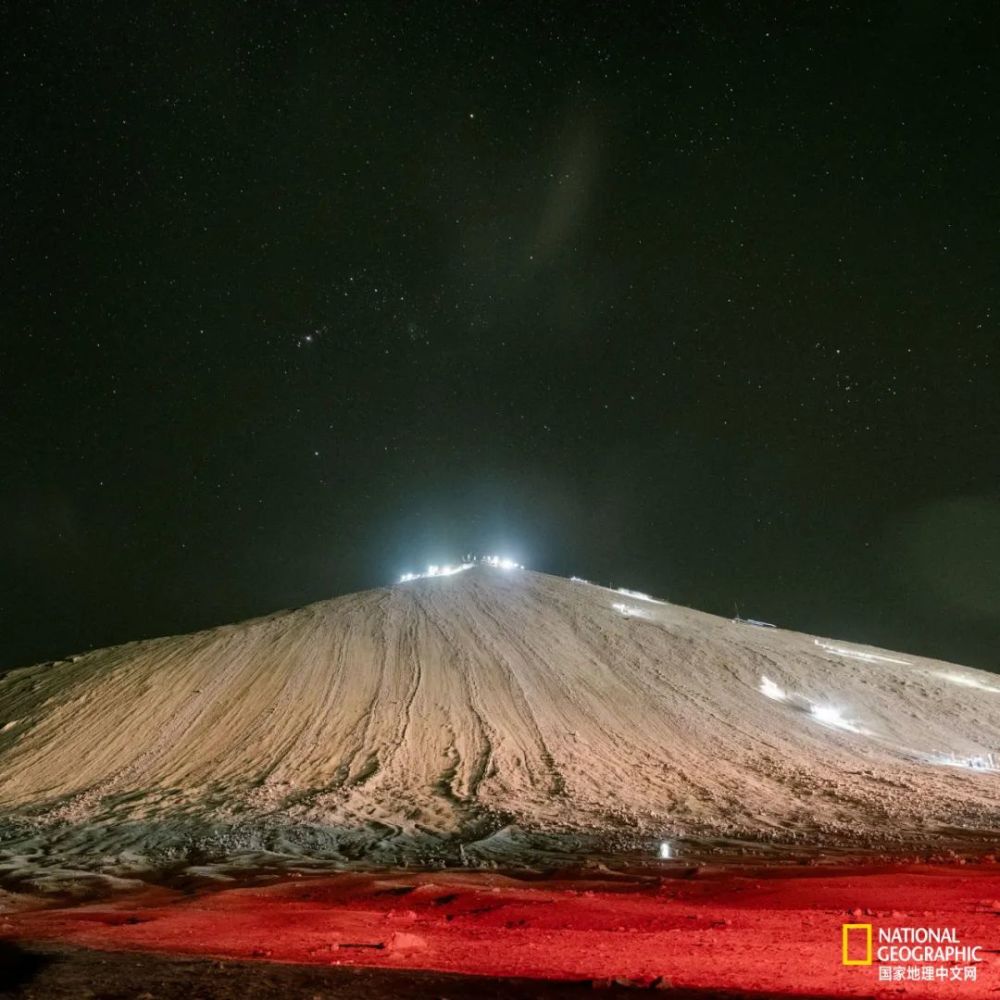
3, 3, 998, 671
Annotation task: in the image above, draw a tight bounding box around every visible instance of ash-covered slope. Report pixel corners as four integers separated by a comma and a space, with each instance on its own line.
1, 567, 999, 870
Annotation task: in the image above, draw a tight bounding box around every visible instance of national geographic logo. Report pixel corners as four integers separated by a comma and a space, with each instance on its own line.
842, 923, 872, 966
842, 923, 981, 983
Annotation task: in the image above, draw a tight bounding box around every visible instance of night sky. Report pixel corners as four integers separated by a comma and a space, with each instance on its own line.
3, 3, 998, 672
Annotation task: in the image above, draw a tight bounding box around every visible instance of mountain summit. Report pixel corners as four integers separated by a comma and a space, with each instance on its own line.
2, 567, 997, 870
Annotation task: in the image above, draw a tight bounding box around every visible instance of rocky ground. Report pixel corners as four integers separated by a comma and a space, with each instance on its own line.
1, 942, 686, 1000
3, 863, 1000, 997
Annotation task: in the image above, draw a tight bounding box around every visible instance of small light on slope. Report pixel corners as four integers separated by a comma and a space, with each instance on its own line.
963, 755, 995, 771
934, 671, 1000, 694
658, 841, 672, 860
925, 751, 998, 772
612, 602, 645, 617
814, 639, 910, 666
616, 587, 665, 604
399, 563, 475, 583
759, 676, 786, 701
810, 704, 860, 733
760, 675, 868, 736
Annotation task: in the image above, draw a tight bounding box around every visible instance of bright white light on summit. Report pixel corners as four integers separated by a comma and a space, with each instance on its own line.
398, 554, 522, 583
483, 555, 523, 570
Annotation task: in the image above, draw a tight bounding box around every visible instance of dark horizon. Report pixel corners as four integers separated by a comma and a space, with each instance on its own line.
3, 3, 998, 672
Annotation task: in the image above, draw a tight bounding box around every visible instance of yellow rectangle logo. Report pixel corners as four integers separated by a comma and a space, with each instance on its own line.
842, 923, 872, 965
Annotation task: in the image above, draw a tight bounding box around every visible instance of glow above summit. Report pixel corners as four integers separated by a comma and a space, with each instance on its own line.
482, 555, 523, 570
398, 554, 523, 584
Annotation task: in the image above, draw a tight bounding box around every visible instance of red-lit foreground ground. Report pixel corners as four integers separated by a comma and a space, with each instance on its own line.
4, 863, 1000, 997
